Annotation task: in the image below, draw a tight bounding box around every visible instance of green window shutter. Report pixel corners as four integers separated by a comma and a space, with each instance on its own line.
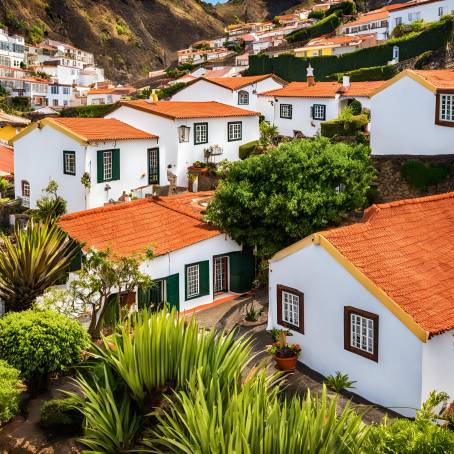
97, 150, 104, 183
199, 260, 210, 297
165, 274, 180, 310
228, 250, 255, 293
112, 149, 120, 181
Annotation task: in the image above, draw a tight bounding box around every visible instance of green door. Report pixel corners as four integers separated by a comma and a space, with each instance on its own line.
228, 250, 255, 294
165, 274, 180, 310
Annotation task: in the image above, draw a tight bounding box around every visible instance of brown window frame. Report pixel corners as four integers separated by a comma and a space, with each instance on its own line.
435, 90, 454, 127
344, 306, 379, 362
277, 284, 304, 334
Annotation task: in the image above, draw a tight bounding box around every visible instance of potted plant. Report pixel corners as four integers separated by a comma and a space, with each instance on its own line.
267, 331, 301, 371
187, 172, 197, 192
269, 328, 291, 343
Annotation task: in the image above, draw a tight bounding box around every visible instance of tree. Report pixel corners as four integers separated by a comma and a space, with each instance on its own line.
32, 180, 67, 223
0, 220, 79, 312
67, 248, 153, 338
206, 138, 376, 257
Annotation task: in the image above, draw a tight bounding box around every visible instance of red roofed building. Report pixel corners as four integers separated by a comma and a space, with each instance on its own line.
0, 143, 14, 175
11, 117, 159, 213
59, 192, 254, 312
269, 192, 454, 417
87, 85, 136, 105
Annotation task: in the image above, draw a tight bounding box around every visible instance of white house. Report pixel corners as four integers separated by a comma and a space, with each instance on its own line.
268, 192, 454, 417
105, 100, 260, 186
171, 74, 286, 111
0, 27, 25, 68
338, 8, 390, 40
47, 82, 73, 108
371, 69, 454, 155
388, 0, 454, 35
257, 70, 384, 137
11, 117, 159, 213
58, 192, 255, 313
86, 86, 136, 105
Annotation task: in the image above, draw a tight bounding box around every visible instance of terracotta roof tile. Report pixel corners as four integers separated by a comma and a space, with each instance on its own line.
58, 193, 220, 257
49, 117, 157, 141
200, 75, 275, 90
341, 10, 389, 27
0, 144, 14, 175
412, 69, 454, 89
259, 80, 385, 98
87, 86, 135, 95
320, 192, 454, 336
119, 100, 259, 119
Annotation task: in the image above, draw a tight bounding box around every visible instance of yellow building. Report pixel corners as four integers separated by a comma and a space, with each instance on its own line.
0, 111, 30, 142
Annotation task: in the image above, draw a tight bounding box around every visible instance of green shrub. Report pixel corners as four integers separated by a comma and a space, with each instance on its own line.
324, 371, 356, 393
349, 99, 362, 115
328, 65, 398, 82
157, 82, 186, 99
400, 160, 449, 190
0, 310, 90, 390
327, 0, 356, 16
60, 104, 115, 118
287, 13, 342, 43
365, 418, 454, 453
414, 50, 434, 69
308, 10, 326, 20
40, 397, 83, 434
239, 140, 260, 159
0, 360, 22, 425
321, 114, 368, 138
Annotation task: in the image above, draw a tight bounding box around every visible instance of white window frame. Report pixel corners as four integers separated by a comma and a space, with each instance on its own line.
194, 123, 208, 145
103, 150, 113, 181
238, 90, 249, 105
440, 94, 454, 122
282, 291, 299, 328
228, 122, 242, 141
313, 104, 326, 120
186, 264, 200, 298
64, 151, 76, 175
350, 313, 375, 355
280, 104, 292, 119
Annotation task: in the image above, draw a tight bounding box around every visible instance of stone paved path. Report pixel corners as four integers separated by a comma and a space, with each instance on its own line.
193, 290, 397, 425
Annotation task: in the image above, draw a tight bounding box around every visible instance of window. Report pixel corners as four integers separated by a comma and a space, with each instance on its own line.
186, 264, 199, 298
439, 6, 444, 16
103, 151, 112, 181
52, 99, 58, 107
21, 180, 30, 197
63, 150, 76, 175
277, 284, 304, 333
63, 86, 70, 95
344, 307, 379, 362
312, 104, 326, 120
148, 148, 160, 184
228, 122, 242, 141
50, 85, 59, 94
408, 12, 421, 22
395, 17, 402, 26
238, 90, 249, 105
280, 104, 293, 119
194, 122, 208, 144
436, 93, 454, 126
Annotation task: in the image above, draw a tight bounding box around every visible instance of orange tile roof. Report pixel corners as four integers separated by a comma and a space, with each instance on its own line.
321, 192, 454, 336
58, 193, 220, 257
303, 34, 376, 48
87, 86, 135, 95
0, 144, 14, 175
49, 117, 157, 141
341, 10, 389, 28
197, 74, 278, 90
412, 69, 454, 90
118, 100, 259, 119
259, 80, 385, 98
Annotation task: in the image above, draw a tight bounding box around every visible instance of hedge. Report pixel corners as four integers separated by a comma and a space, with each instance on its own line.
60, 104, 116, 118
286, 13, 342, 43
40, 397, 83, 434
0, 360, 22, 425
400, 160, 450, 190
326, 64, 398, 82
320, 114, 368, 138
248, 15, 454, 81
239, 140, 260, 160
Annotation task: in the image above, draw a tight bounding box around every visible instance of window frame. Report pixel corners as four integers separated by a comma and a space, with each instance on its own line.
227, 121, 242, 142
186, 264, 200, 299
277, 284, 304, 334
344, 306, 379, 362
103, 150, 113, 181
280, 103, 293, 119
436, 91, 454, 127
148, 147, 160, 185
237, 90, 249, 105
21, 180, 30, 197
63, 150, 76, 175
312, 104, 326, 121
194, 122, 208, 145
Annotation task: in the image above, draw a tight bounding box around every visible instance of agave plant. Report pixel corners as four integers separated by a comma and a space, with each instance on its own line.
325, 371, 357, 394
0, 220, 79, 311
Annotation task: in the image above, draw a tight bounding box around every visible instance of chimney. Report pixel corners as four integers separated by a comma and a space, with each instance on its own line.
342, 75, 350, 88
306, 63, 315, 87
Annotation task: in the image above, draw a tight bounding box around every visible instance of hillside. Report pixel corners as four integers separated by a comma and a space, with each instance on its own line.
0, 0, 304, 83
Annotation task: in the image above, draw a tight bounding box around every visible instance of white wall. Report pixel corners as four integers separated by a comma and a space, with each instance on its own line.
140, 234, 242, 311
421, 329, 454, 404
371, 76, 454, 155
14, 125, 158, 213
268, 244, 423, 417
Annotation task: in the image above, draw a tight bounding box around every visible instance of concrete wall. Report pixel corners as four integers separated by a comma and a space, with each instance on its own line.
268, 243, 424, 416
140, 234, 242, 312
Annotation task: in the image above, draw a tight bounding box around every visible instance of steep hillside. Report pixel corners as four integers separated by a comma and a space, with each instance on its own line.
0, 0, 303, 83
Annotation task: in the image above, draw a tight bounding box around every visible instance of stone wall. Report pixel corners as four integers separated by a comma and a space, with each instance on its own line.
372, 155, 454, 203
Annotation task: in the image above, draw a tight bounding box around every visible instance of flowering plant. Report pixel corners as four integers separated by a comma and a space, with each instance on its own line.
268, 343, 301, 358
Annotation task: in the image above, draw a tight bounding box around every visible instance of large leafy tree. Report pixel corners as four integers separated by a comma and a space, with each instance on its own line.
0, 220, 79, 312
205, 137, 376, 257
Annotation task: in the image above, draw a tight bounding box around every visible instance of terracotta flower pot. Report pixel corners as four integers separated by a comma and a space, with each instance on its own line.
274, 354, 298, 371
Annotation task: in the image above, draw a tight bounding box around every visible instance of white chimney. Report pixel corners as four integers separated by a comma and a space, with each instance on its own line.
342, 75, 350, 88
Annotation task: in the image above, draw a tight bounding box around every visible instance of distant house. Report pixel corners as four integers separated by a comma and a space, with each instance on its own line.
338, 9, 390, 40
0, 111, 30, 142
257, 69, 383, 137
371, 69, 454, 155
47, 82, 73, 108
86, 86, 136, 105
105, 100, 260, 186
268, 192, 454, 417
294, 34, 376, 58
177, 47, 234, 65
11, 117, 158, 212
59, 192, 254, 313
171, 74, 286, 111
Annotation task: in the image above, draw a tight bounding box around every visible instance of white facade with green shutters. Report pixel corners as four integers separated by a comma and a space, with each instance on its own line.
13, 122, 160, 213
138, 235, 255, 312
